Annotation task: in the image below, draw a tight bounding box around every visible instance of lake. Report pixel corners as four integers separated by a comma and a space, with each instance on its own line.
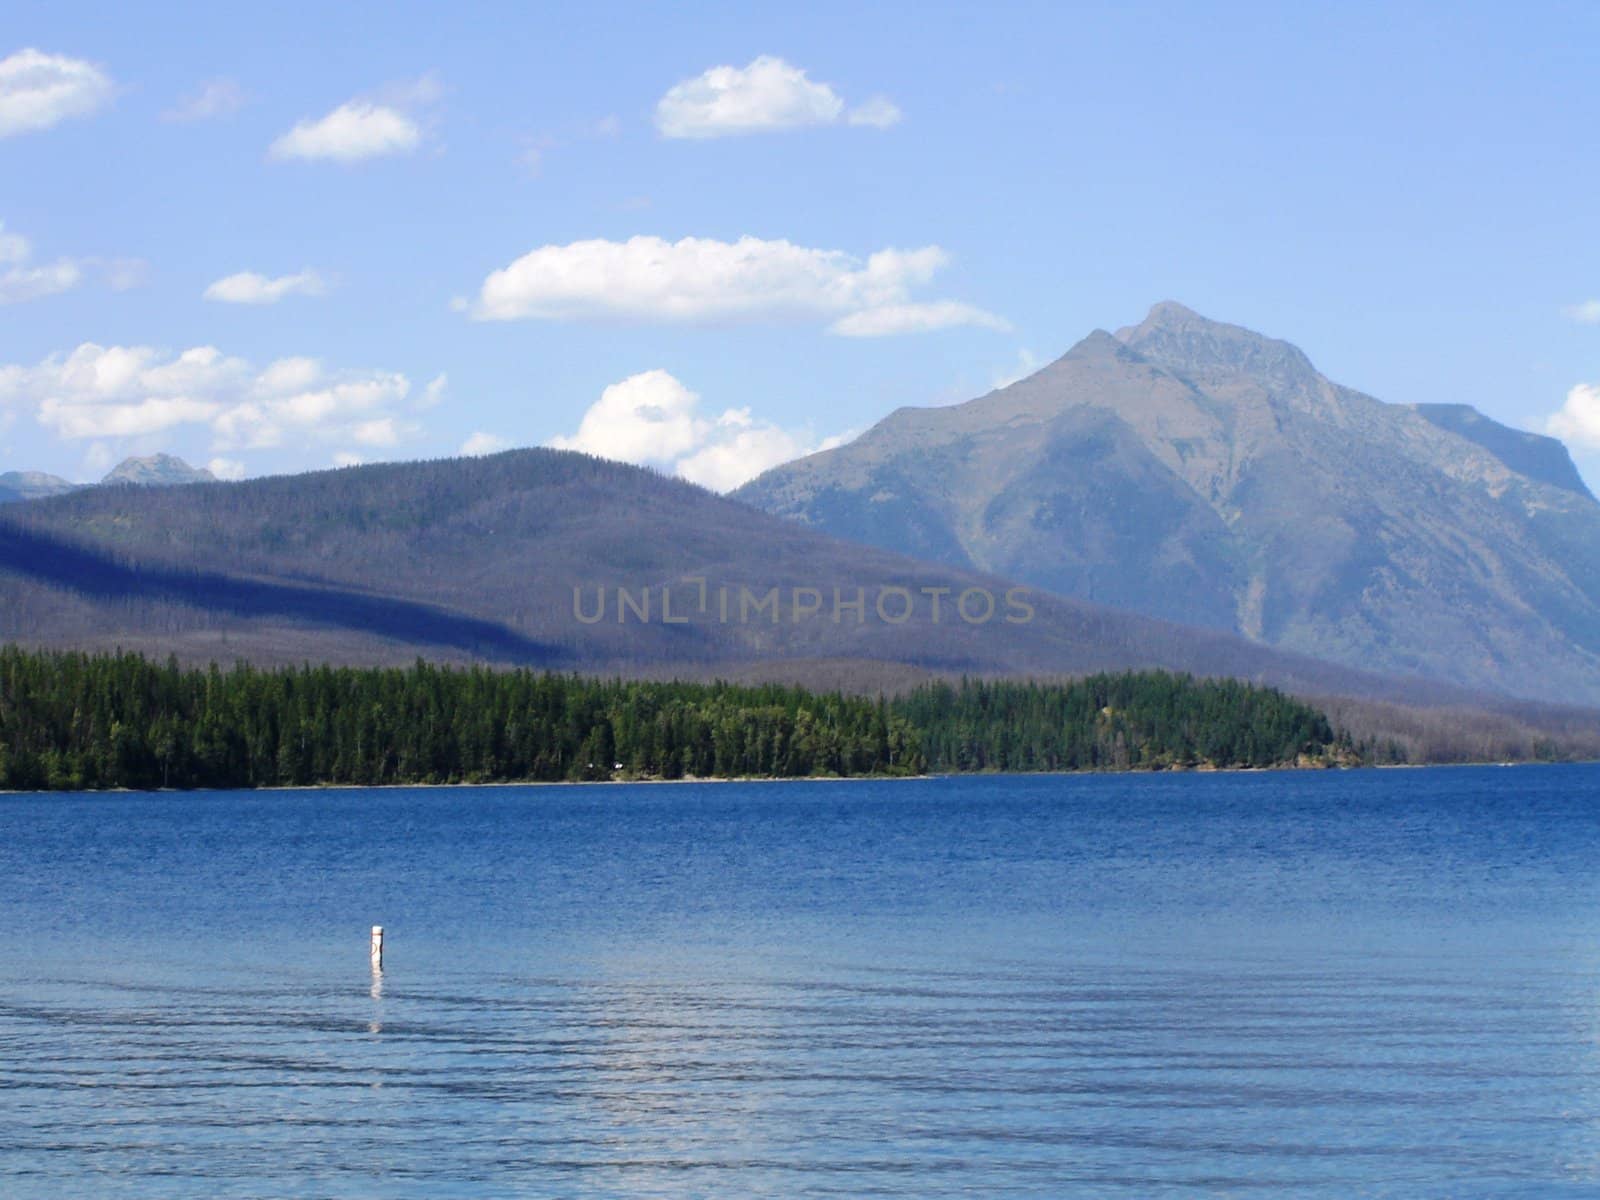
3, 767, 1600, 1197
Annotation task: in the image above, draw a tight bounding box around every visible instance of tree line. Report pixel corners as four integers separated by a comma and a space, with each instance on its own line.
899, 674, 1349, 772
0, 647, 1350, 791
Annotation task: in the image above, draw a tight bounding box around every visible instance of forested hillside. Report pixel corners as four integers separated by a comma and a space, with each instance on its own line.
0, 447, 1451, 704
0, 649, 1350, 791
900, 675, 1347, 772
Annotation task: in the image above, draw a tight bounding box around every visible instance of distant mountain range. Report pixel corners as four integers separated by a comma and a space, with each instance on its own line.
736, 302, 1600, 706
0, 454, 213, 504
0, 448, 1459, 707
0, 471, 77, 504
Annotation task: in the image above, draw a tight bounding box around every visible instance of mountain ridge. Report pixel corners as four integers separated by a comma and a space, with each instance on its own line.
0, 454, 214, 504
0, 445, 1485, 709
735, 302, 1600, 705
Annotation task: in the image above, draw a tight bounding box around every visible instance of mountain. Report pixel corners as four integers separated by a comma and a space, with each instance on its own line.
735, 302, 1600, 706
100, 454, 215, 487
0, 447, 1461, 705
0, 454, 213, 505
0, 471, 77, 504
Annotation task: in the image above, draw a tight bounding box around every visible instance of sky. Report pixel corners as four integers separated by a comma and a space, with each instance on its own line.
4, 0, 1600, 491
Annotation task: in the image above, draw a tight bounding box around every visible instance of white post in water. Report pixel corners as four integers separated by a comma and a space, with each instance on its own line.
370, 925, 384, 972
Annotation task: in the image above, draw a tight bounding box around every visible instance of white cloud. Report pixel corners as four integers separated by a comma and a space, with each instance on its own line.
0, 258, 81, 304
517, 112, 622, 177
460, 431, 509, 456
551, 369, 705, 462
991, 348, 1042, 390
831, 300, 1010, 337
83, 441, 115, 475
0, 220, 145, 303
101, 258, 148, 291
207, 456, 247, 480
0, 225, 29, 263
548, 369, 841, 491
164, 78, 245, 122
350, 417, 402, 446
269, 101, 420, 162
0, 220, 80, 304
255, 356, 321, 393
203, 268, 327, 304
420, 373, 448, 408
1565, 300, 1600, 325
0, 343, 422, 451
675, 413, 814, 491
333, 451, 366, 468
655, 56, 898, 138
472, 234, 1003, 335
377, 73, 444, 109
0, 49, 113, 138
846, 95, 902, 128
1548, 383, 1600, 450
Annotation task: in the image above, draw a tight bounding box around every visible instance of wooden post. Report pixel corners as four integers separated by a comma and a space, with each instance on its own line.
370, 925, 384, 972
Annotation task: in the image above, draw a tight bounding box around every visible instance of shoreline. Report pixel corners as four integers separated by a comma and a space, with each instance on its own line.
4, 757, 1587, 796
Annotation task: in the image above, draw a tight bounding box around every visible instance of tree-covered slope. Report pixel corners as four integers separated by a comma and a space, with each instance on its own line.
0, 446, 1437, 701
0, 648, 1350, 790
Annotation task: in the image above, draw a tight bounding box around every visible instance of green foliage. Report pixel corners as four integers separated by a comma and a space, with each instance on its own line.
0, 649, 1346, 791
0, 647, 924, 789
897, 672, 1345, 773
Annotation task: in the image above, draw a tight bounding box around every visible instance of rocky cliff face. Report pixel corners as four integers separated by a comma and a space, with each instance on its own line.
736, 302, 1600, 705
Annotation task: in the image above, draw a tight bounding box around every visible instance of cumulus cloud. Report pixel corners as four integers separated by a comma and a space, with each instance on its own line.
269, 97, 422, 162
0, 343, 422, 452
655, 56, 899, 138
675, 410, 840, 492
0, 220, 83, 304
460, 431, 510, 456
472, 235, 1003, 336
207, 456, 247, 480
548, 369, 844, 491
1565, 300, 1600, 325
0, 49, 113, 138
1548, 383, 1600, 450
164, 77, 245, 122
203, 268, 327, 304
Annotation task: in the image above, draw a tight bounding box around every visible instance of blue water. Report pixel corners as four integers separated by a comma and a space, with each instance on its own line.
4, 767, 1600, 1197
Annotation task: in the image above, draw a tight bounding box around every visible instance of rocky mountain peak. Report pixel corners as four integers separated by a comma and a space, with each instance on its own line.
1114, 300, 1319, 392
101, 454, 215, 487
735, 303, 1600, 705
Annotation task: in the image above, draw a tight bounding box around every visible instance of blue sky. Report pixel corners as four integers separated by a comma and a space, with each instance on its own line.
4, 0, 1600, 488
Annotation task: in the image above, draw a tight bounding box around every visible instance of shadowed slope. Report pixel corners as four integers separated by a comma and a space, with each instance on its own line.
0, 446, 1470, 705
